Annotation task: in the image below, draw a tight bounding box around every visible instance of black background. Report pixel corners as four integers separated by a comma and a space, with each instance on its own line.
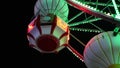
5, 0, 115, 68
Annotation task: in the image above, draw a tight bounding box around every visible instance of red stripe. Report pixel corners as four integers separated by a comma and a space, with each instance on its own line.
29, 44, 35, 48
59, 27, 69, 40
51, 16, 57, 34
67, 44, 84, 61
27, 33, 35, 40
35, 15, 42, 34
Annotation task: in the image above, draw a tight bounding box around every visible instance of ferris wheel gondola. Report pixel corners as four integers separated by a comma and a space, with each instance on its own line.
26, 0, 120, 68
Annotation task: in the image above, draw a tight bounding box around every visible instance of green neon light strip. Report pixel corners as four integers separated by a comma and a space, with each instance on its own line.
72, 0, 120, 24
100, 0, 111, 11
84, 2, 120, 7
67, 12, 84, 23
69, 15, 94, 27
70, 27, 102, 33
89, 21, 104, 32
69, 18, 101, 27
112, 0, 120, 15
95, 0, 98, 9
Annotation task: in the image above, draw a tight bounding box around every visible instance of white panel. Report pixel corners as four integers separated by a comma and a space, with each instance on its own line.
53, 26, 64, 39
56, 46, 65, 52
27, 36, 36, 47
46, 0, 52, 13
60, 36, 68, 46
29, 25, 41, 40
34, 0, 46, 16
41, 25, 51, 34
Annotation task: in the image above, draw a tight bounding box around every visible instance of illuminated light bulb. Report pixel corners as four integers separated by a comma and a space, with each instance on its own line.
87, 6, 91, 9
96, 9, 100, 12
92, 7, 97, 11
104, 12, 107, 14
89, 6, 94, 9
82, 3, 85, 6
106, 13, 111, 16
78, 2, 82, 5
85, 5, 88, 7
85, 29, 87, 32
100, 11, 103, 13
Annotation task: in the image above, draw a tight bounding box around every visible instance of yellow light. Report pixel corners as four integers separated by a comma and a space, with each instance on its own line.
28, 25, 34, 32
56, 17, 68, 31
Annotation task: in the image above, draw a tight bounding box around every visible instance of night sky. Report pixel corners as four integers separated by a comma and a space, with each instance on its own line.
6, 0, 116, 68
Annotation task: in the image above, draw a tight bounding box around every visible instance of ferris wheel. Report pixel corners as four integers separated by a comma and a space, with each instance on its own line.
27, 0, 120, 68
67, 0, 120, 34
